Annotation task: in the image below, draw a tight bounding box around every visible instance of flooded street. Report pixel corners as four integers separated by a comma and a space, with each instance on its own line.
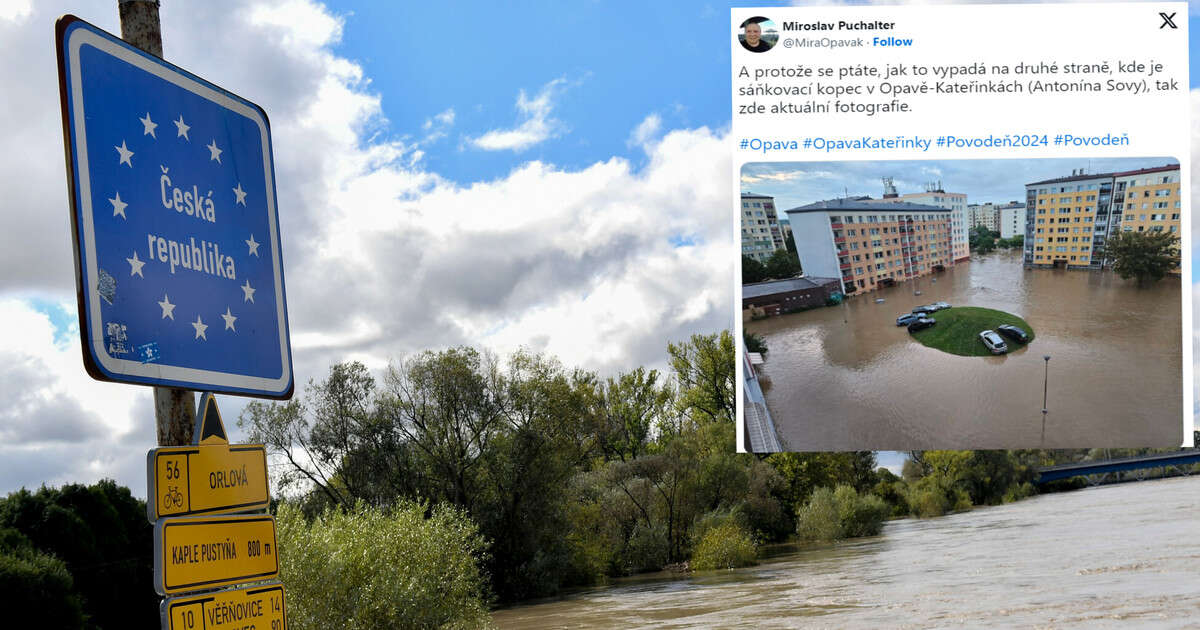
746, 251, 1182, 450
491, 476, 1200, 629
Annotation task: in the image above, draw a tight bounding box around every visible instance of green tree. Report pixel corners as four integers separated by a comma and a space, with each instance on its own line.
381, 347, 506, 510
766, 451, 878, 511
742, 255, 767, 284
785, 230, 797, 254
0, 480, 156, 630
969, 225, 999, 253
667, 331, 736, 427
277, 501, 490, 630
764, 248, 802, 280
0, 544, 85, 629
240, 362, 389, 512
1105, 229, 1180, 285
592, 367, 673, 462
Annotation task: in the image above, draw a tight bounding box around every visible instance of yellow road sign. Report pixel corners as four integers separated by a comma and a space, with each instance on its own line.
162, 582, 287, 630
154, 514, 279, 596
147, 444, 269, 522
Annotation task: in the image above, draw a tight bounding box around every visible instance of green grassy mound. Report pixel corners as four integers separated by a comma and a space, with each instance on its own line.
908, 306, 1035, 357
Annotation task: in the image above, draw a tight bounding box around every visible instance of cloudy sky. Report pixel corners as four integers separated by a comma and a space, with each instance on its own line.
742, 157, 1182, 211
0, 1, 1196, 497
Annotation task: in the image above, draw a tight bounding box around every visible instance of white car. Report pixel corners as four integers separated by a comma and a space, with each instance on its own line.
979, 330, 1008, 354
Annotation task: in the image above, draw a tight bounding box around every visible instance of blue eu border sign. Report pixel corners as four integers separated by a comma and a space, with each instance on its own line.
56, 16, 292, 398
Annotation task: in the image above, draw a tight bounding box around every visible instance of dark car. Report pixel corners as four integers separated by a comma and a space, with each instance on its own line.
896, 313, 921, 326
907, 317, 936, 332
996, 324, 1030, 344
912, 305, 936, 315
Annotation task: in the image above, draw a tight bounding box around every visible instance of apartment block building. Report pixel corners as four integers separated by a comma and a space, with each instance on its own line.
1024, 164, 1180, 269
786, 198, 954, 294
1113, 166, 1182, 239
741, 192, 786, 262
998, 202, 1025, 239
967, 203, 999, 232
896, 190, 969, 263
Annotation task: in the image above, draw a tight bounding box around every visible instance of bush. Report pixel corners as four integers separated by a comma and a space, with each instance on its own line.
795, 487, 841, 542
743, 331, 768, 354
908, 486, 947, 518
1002, 482, 1036, 503
691, 522, 757, 571
834, 486, 888, 538
276, 501, 491, 630
796, 486, 888, 541
620, 523, 669, 575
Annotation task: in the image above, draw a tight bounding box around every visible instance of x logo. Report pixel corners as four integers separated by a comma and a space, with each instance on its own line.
1159, 12, 1177, 29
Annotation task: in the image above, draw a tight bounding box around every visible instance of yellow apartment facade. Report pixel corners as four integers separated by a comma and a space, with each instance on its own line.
1024, 164, 1180, 269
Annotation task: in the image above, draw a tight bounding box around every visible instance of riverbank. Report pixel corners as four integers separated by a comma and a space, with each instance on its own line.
490, 476, 1200, 628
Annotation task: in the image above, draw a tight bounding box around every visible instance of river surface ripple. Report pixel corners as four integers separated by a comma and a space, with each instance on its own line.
492, 476, 1200, 629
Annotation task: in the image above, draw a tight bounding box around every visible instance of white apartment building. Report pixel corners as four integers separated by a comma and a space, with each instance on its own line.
896, 190, 969, 262
998, 202, 1025, 239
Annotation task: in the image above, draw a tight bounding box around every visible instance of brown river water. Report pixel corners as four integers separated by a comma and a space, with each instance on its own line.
745, 251, 1183, 451
491, 476, 1200, 629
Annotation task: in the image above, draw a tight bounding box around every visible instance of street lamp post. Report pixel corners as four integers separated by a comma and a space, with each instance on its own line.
1041, 355, 1051, 445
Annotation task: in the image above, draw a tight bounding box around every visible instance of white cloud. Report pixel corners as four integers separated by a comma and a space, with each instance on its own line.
628, 113, 662, 149
468, 78, 569, 151
0, 298, 148, 492
0, 0, 31, 22
421, 108, 456, 143
424, 108, 455, 130
740, 169, 839, 185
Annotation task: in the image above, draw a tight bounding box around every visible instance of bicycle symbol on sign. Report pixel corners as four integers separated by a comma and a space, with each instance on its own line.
163, 485, 183, 509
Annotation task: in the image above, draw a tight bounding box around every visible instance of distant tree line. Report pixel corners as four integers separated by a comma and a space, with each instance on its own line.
969, 226, 1024, 253
743, 251, 801, 284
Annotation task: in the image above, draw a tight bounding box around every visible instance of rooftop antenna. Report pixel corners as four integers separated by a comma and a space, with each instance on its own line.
882, 177, 898, 198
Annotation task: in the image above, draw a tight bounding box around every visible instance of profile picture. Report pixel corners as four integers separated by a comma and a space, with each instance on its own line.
739, 16, 777, 53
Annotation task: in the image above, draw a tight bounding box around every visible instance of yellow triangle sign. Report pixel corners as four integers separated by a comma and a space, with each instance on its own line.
193, 392, 228, 446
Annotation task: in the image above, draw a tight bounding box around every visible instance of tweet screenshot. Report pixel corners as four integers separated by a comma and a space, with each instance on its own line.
733, 3, 1191, 453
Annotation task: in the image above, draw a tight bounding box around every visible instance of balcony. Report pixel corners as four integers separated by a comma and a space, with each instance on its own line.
830, 222, 844, 229
839, 262, 852, 271
834, 236, 847, 244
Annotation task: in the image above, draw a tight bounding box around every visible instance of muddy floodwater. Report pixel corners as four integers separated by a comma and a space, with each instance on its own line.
491, 476, 1200, 629
745, 251, 1182, 450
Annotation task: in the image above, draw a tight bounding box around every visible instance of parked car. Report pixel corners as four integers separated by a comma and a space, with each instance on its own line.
896, 313, 922, 326
996, 324, 1030, 344
907, 317, 936, 332
979, 330, 1008, 354
931, 301, 951, 310
912, 305, 936, 315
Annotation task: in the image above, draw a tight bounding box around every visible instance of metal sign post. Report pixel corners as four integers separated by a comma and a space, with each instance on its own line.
146, 393, 270, 522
